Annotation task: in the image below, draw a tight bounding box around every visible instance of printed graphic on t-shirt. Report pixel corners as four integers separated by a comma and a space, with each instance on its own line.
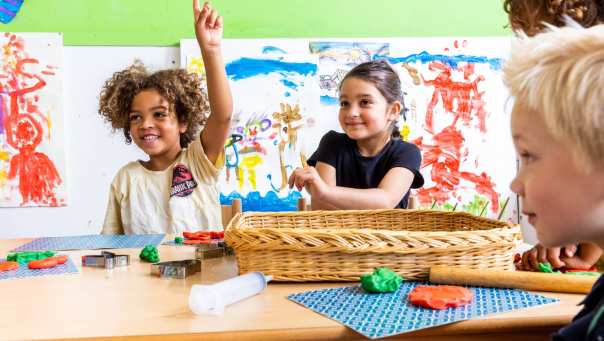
171, 164, 197, 197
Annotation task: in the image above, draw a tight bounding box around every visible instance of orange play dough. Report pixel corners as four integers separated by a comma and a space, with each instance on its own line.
0, 261, 19, 272
408, 285, 473, 310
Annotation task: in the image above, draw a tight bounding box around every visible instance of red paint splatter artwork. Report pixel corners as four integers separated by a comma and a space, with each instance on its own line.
410, 53, 501, 214
0, 33, 65, 207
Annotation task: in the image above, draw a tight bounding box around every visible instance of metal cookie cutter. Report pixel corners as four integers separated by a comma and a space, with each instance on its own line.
81, 251, 130, 269
151, 259, 201, 279
195, 243, 226, 260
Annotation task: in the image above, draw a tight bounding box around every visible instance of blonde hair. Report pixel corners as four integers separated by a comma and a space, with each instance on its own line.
504, 23, 604, 169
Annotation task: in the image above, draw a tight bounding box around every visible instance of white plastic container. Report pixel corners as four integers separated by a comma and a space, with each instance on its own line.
189, 272, 272, 315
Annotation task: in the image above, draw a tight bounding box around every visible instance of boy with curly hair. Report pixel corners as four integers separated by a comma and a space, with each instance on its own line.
98, 1, 232, 234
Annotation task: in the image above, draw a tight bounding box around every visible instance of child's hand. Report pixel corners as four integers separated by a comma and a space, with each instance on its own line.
193, 0, 223, 54
519, 243, 601, 271
519, 244, 575, 271
288, 166, 328, 199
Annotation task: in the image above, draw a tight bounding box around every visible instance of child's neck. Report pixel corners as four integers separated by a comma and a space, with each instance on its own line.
355, 133, 391, 157
142, 147, 182, 171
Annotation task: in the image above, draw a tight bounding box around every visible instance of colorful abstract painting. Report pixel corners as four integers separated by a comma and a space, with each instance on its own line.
181, 39, 320, 211
181, 38, 516, 221
310, 39, 515, 221
309, 42, 389, 105
0, 0, 24, 24
390, 39, 515, 220
0, 32, 66, 207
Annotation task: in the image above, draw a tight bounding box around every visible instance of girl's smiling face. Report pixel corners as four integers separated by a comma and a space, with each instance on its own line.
338, 77, 399, 146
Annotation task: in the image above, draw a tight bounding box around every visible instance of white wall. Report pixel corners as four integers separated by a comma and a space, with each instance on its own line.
1, 46, 179, 238
0, 45, 537, 244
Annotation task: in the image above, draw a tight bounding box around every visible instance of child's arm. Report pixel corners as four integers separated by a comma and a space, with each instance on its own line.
520, 242, 603, 271
308, 162, 338, 210
289, 164, 415, 209
194, 0, 233, 164
101, 188, 124, 235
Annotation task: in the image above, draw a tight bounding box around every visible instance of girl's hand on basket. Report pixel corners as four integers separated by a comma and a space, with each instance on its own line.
288, 166, 329, 199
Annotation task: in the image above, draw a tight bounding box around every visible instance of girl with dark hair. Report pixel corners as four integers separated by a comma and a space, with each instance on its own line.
288, 60, 424, 210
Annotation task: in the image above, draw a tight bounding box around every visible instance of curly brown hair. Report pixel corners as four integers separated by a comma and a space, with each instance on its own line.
504, 0, 604, 36
98, 61, 209, 148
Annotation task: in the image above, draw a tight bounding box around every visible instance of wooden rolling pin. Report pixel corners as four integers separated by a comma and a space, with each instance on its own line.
430, 266, 599, 294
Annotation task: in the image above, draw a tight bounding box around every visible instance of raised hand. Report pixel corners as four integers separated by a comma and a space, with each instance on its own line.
193, 0, 223, 54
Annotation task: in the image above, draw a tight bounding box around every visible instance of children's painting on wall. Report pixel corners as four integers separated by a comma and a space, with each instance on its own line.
389, 39, 515, 221
0, 32, 66, 207
181, 39, 321, 212
309, 41, 389, 105
182, 37, 517, 222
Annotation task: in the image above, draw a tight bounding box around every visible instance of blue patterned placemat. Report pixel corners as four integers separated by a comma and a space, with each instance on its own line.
0, 257, 79, 280
288, 282, 559, 339
11, 234, 165, 252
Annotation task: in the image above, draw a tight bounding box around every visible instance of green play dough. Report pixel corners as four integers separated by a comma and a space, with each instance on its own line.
538, 262, 601, 276
360, 267, 403, 293
538, 262, 556, 273
565, 271, 601, 277
174, 237, 184, 244
7, 251, 55, 265
139, 245, 159, 263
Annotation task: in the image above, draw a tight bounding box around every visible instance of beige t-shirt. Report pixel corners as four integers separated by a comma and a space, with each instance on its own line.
102, 135, 224, 235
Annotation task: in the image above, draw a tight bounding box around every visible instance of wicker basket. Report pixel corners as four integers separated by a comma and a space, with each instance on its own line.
224, 209, 522, 282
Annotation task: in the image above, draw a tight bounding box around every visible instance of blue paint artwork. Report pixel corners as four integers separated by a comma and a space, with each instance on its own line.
221, 190, 302, 212
382, 51, 502, 70
320, 95, 339, 106
289, 283, 559, 339
0, 0, 24, 24
280, 79, 298, 90
225, 58, 317, 81
262, 46, 287, 54
310, 42, 390, 64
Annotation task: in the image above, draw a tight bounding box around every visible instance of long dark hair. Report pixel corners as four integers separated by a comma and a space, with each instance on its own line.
339, 60, 405, 139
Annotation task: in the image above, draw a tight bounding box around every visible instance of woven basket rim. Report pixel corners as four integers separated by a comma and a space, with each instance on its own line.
226, 209, 518, 230
226, 225, 520, 235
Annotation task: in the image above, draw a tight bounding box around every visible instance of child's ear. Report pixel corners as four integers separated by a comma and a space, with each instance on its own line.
388, 101, 402, 121
179, 121, 188, 134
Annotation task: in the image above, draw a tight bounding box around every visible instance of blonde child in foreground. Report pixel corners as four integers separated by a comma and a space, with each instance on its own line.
99, 1, 232, 234
504, 0, 604, 272
505, 23, 604, 340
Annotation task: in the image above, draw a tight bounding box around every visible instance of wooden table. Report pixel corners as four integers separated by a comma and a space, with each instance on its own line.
0, 239, 584, 341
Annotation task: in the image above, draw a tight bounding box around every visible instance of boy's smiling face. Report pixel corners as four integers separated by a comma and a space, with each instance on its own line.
510, 103, 604, 247
129, 89, 187, 166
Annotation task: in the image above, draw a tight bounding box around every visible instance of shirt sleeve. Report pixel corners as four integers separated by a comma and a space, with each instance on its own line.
390, 141, 425, 189
101, 182, 124, 235
186, 132, 225, 182
308, 130, 340, 168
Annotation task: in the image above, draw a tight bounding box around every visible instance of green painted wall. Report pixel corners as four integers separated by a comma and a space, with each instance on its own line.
2, 0, 510, 46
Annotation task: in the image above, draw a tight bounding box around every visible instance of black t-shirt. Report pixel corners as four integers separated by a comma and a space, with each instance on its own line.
553, 273, 604, 341
308, 130, 424, 208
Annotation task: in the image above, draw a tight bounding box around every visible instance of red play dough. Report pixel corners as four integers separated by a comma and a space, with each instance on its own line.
0, 261, 19, 272
28, 258, 58, 269
183, 239, 203, 245
49, 255, 68, 264
408, 285, 473, 310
